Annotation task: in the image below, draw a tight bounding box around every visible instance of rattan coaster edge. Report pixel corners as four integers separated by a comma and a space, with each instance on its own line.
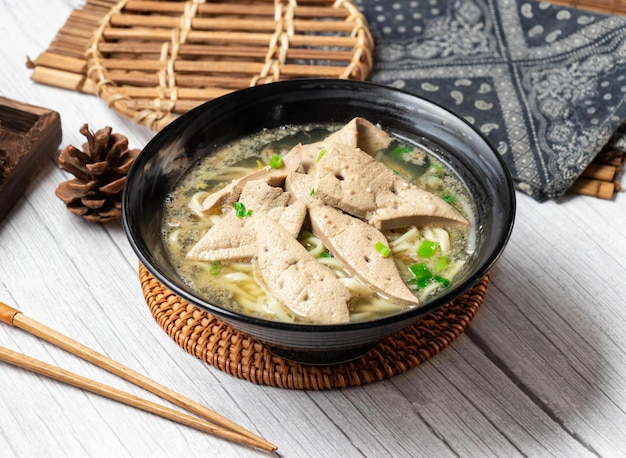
139, 263, 488, 390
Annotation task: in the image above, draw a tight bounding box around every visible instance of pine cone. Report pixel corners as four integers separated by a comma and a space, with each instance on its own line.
55, 124, 140, 223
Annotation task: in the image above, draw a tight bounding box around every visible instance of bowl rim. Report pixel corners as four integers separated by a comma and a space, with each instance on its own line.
123, 78, 516, 332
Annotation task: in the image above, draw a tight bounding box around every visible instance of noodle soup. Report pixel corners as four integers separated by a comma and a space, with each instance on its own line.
163, 122, 475, 324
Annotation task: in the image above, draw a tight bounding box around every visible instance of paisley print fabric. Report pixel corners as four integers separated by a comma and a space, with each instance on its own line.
356, 0, 626, 200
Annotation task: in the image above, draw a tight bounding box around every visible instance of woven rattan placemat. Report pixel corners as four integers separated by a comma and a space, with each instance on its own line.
139, 264, 489, 390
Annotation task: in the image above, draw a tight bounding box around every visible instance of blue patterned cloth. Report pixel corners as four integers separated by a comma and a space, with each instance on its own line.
356, 0, 626, 200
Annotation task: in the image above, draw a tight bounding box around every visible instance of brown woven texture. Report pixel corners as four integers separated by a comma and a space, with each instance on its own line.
28, 0, 373, 131
139, 263, 489, 389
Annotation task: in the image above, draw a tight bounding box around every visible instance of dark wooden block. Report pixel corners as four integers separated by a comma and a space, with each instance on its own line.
0, 96, 62, 222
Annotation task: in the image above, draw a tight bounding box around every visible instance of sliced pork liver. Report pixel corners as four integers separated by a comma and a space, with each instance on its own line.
308, 204, 419, 306
299, 117, 392, 173
369, 176, 469, 230
312, 143, 468, 229
255, 216, 351, 324
201, 144, 302, 212
284, 171, 314, 201
322, 117, 392, 155
188, 180, 306, 261
312, 143, 386, 218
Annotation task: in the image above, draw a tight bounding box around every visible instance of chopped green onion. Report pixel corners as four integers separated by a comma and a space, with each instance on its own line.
374, 241, 391, 258
417, 240, 439, 258
389, 145, 413, 158
210, 261, 221, 275
442, 194, 456, 204
317, 149, 327, 162
234, 201, 245, 217
435, 255, 449, 271
392, 170, 400, 175
310, 188, 315, 196
434, 275, 450, 287
319, 251, 333, 258
233, 201, 252, 218
409, 262, 432, 281
269, 154, 283, 169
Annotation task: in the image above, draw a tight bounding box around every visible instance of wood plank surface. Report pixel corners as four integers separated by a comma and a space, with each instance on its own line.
1, 1, 625, 457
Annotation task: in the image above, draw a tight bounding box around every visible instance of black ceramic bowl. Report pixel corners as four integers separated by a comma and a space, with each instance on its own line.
122, 79, 515, 364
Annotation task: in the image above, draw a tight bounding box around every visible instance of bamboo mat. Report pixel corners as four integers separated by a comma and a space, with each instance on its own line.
28, 0, 373, 131
139, 264, 489, 389
27, 0, 624, 198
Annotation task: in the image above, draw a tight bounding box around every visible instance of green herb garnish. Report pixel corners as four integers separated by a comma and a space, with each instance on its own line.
389, 145, 414, 158
409, 262, 432, 282
417, 240, 439, 258
233, 201, 252, 218
269, 154, 283, 169
317, 149, 327, 162
435, 255, 449, 271
442, 194, 456, 204
374, 241, 391, 258
210, 261, 221, 275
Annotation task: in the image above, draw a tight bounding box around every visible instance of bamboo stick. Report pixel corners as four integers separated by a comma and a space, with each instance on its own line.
0, 346, 274, 452
124, 1, 275, 16
95, 57, 349, 77
46, 42, 90, 58
99, 70, 253, 89
196, 32, 361, 48
32, 52, 87, 74
111, 15, 277, 31
568, 177, 616, 200
29, 47, 357, 88
107, 85, 232, 100
594, 149, 624, 167
29, 66, 92, 93
124, 98, 205, 113
0, 301, 276, 452
109, 14, 357, 33
100, 28, 361, 48
96, 42, 358, 61
123, 1, 350, 18
580, 163, 617, 181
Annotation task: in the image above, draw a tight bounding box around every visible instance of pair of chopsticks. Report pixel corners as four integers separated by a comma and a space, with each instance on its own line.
0, 301, 277, 453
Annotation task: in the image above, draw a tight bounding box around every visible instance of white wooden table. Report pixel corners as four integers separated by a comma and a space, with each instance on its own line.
1, 1, 626, 457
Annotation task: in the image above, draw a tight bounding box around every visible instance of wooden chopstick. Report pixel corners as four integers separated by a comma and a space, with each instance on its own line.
0, 301, 276, 453
0, 345, 269, 451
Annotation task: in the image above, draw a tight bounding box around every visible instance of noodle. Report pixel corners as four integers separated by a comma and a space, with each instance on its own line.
188, 191, 210, 216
